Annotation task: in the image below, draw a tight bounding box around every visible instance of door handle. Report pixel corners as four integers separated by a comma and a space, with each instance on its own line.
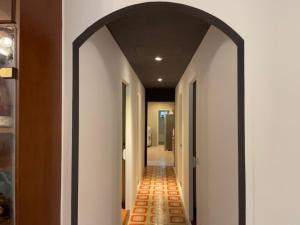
123, 149, 126, 160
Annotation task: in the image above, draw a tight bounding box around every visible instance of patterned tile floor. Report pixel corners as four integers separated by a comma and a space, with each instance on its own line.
128, 166, 187, 225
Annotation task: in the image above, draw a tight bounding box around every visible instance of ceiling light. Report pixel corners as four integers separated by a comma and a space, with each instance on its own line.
155, 56, 163, 62
157, 78, 163, 82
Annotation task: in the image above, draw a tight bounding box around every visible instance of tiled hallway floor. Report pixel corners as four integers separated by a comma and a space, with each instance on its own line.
147, 145, 174, 166
128, 166, 187, 225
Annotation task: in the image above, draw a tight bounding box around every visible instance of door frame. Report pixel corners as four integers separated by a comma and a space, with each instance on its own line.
144, 88, 176, 166
189, 80, 197, 224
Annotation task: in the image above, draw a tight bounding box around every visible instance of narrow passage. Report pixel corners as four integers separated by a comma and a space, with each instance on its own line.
128, 166, 187, 225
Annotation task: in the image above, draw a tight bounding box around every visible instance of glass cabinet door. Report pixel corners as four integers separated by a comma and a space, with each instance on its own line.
0, 1, 16, 224
0, 78, 15, 225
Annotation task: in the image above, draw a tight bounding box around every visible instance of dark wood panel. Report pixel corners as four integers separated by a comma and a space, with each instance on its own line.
16, 0, 62, 224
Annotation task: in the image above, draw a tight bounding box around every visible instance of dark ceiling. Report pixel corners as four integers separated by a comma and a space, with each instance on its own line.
107, 5, 210, 88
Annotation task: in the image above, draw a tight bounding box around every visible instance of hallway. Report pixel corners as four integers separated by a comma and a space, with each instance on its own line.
129, 166, 186, 225
73, 3, 242, 225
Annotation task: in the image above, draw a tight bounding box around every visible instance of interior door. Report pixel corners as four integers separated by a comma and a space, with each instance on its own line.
189, 81, 197, 225
122, 83, 126, 209
165, 114, 175, 151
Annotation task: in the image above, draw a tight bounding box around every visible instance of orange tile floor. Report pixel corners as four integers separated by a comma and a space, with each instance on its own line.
128, 166, 187, 225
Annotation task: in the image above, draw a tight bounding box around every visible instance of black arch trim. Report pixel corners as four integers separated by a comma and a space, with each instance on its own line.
72, 2, 245, 225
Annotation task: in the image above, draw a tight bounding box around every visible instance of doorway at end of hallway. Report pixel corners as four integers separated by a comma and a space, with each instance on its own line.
147, 102, 175, 167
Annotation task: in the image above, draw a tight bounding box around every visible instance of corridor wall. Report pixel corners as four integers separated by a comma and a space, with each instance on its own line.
77, 27, 145, 225
63, 1, 300, 225
176, 26, 238, 225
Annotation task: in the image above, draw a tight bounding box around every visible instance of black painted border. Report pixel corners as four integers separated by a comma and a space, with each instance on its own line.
71, 2, 245, 225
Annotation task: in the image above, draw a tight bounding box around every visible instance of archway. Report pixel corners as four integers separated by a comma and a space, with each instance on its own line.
71, 2, 245, 225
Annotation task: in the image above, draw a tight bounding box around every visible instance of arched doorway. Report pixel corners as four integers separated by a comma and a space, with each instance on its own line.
71, 2, 245, 225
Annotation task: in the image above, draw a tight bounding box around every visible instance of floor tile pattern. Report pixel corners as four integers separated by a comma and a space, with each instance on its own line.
129, 166, 187, 225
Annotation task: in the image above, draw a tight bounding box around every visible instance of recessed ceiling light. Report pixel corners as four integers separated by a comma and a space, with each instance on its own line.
157, 78, 163, 82
155, 56, 163, 62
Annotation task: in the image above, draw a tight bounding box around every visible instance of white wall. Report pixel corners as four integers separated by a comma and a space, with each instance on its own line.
176, 26, 238, 225
175, 93, 183, 184
136, 92, 145, 180
77, 26, 144, 225
63, 1, 300, 225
